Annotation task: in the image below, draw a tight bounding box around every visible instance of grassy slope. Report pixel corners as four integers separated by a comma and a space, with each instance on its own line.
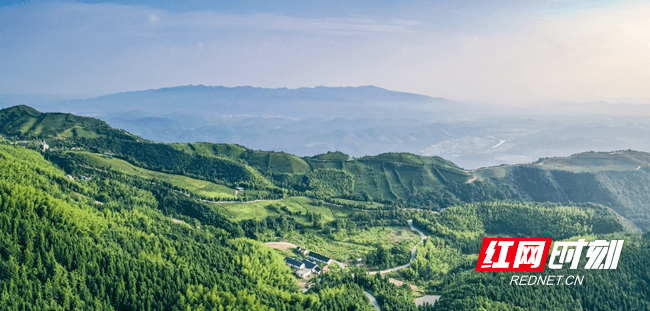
170, 142, 476, 202
215, 195, 420, 261
68, 151, 238, 199
477, 150, 650, 177
217, 196, 352, 223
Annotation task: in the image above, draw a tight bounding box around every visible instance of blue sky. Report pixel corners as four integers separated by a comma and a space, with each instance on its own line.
1, 0, 648, 105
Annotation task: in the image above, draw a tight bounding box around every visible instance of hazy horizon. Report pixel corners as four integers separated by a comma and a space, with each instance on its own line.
3, 0, 650, 106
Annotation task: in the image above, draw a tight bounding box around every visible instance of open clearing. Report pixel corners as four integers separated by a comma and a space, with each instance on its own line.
68, 152, 237, 199
217, 196, 353, 224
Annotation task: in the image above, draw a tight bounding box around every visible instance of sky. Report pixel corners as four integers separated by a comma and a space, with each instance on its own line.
1, 0, 649, 105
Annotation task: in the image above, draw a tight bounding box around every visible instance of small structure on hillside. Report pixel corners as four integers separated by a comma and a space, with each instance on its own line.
285, 257, 323, 278
296, 268, 312, 278
301, 259, 322, 275
41, 141, 49, 152
284, 257, 305, 270
307, 252, 332, 265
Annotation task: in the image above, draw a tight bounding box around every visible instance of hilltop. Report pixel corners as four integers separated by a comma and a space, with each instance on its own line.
0, 105, 474, 201
476, 150, 650, 231
0, 105, 137, 141
3, 85, 471, 164
4, 105, 650, 232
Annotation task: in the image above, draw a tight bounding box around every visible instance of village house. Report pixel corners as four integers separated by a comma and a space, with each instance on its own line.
296, 268, 311, 278
284, 257, 305, 270
301, 259, 321, 275
285, 257, 324, 278
307, 251, 332, 265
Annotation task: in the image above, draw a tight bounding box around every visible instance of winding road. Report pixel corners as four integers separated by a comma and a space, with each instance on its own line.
368, 219, 427, 275
364, 291, 381, 311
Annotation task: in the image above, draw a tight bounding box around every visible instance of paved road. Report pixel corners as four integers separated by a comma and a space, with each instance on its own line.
408, 219, 427, 239
368, 219, 426, 275
364, 291, 381, 311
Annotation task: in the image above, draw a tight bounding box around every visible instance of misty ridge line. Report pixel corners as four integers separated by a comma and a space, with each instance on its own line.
2, 84, 650, 171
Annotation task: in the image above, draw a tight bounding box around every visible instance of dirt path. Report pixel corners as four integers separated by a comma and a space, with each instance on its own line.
263, 242, 298, 251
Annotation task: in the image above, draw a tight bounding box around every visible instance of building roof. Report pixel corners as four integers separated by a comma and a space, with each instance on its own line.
284, 257, 304, 267
301, 259, 318, 270
308, 251, 331, 262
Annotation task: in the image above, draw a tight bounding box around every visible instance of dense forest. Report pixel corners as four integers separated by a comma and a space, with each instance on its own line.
2, 105, 650, 310
430, 233, 650, 311
0, 144, 380, 310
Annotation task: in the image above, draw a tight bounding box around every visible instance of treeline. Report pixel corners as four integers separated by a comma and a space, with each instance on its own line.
57, 137, 273, 189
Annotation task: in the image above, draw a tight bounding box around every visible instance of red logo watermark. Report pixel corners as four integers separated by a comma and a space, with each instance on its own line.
476, 238, 552, 271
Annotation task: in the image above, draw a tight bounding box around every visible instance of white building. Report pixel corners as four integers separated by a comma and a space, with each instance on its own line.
296, 268, 312, 278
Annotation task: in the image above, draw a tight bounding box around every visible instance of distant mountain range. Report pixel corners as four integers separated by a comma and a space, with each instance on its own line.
40, 85, 459, 120
2, 85, 650, 169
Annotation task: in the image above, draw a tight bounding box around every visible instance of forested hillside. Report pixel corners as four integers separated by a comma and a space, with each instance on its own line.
2, 105, 650, 310
476, 151, 650, 231
429, 233, 650, 311
3, 105, 650, 233
0, 105, 137, 141
0, 144, 378, 310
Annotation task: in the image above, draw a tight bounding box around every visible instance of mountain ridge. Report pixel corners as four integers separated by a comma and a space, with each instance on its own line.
3, 105, 650, 232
